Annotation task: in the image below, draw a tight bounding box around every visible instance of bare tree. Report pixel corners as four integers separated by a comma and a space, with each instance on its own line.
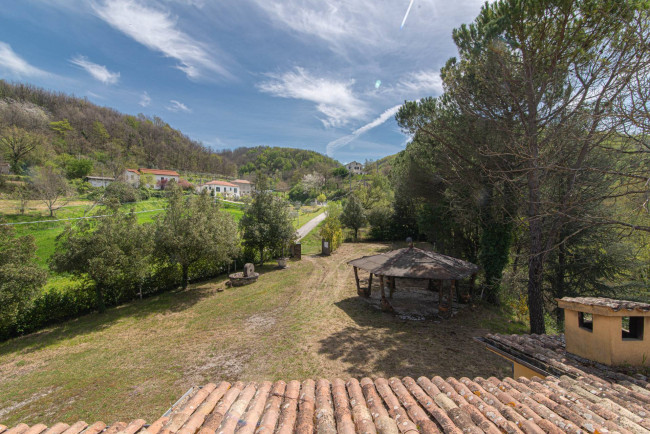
33, 166, 71, 217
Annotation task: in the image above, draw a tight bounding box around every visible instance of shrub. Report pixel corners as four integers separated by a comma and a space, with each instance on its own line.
104, 181, 139, 203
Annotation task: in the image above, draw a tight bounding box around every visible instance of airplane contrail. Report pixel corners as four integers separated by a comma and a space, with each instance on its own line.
400, 0, 415, 29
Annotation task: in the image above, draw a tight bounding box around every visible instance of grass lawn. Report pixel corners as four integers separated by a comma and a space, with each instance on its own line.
0, 242, 521, 426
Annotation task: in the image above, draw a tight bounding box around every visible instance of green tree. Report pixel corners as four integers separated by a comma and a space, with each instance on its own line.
50, 201, 153, 312
64, 158, 93, 179
0, 126, 41, 174
341, 194, 366, 241
398, 0, 650, 333
240, 177, 295, 265
155, 186, 239, 289
317, 193, 327, 204
320, 202, 343, 252
0, 223, 47, 333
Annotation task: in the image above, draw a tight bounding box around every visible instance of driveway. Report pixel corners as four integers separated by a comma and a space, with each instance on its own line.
296, 212, 327, 240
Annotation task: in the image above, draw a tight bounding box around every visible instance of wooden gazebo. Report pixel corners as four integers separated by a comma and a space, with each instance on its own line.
348, 246, 479, 316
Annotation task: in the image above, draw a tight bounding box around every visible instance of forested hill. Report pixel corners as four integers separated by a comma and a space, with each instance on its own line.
218, 146, 341, 183
0, 80, 236, 176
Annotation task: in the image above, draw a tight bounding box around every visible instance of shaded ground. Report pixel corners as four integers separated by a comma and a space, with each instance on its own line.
0, 243, 519, 426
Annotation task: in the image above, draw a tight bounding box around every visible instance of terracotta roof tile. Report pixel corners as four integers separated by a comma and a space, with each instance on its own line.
138, 169, 180, 177
558, 296, 650, 313
4, 334, 650, 433
203, 180, 237, 187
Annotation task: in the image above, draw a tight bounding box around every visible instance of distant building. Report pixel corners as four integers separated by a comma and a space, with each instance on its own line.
197, 180, 239, 198
123, 168, 180, 190
231, 179, 253, 196
85, 176, 114, 188
346, 161, 365, 175
0, 161, 10, 175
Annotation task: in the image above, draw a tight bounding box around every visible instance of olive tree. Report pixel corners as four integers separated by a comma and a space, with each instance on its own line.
155, 185, 239, 289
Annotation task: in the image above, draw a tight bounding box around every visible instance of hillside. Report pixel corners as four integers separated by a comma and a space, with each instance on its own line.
218, 146, 342, 184
0, 81, 341, 182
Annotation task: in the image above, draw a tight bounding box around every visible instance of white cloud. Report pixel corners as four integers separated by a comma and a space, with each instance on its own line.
250, 0, 485, 55
166, 99, 191, 112
69, 55, 120, 84
93, 0, 229, 79
139, 91, 151, 107
326, 104, 401, 156
397, 70, 443, 95
0, 42, 48, 77
258, 67, 367, 128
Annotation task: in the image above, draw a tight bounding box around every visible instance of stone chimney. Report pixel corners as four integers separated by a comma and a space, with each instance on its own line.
557, 297, 650, 366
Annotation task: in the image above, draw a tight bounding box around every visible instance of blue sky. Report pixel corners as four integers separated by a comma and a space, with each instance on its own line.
0, 0, 484, 164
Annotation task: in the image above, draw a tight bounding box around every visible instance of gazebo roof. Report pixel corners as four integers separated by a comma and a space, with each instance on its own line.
348, 247, 479, 280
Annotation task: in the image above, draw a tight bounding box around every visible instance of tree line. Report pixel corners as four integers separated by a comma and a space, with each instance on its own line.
0, 180, 295, 340
389, 0, 649, 333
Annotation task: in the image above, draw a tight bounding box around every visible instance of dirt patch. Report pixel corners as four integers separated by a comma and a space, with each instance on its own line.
245, 313, 276, 332
0, 388, 56, 420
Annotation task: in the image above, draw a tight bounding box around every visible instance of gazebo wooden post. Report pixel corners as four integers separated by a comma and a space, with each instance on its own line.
469, 273, 477, 296
450, 280, 456, 317
353, 266, 361, 294
379, 275, 392, 312
366, 273, 373, 297
436, 280, 443, 305
389, 276, 396, 299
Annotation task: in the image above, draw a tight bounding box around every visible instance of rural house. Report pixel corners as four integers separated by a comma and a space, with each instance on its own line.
197, 180, 239, 198
346, 160, 365, 175
123, 168, 180, 190
0, 161, 10, 175
232, 179, 253, 196
85, 176, 114, 188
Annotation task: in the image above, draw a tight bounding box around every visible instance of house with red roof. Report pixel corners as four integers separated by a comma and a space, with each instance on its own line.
123, 168, 180, 190
231, 179, 253, 196
197, 180, 239, 198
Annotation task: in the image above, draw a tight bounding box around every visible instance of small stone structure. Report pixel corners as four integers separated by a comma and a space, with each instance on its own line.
228, 263, 259, 287
558, 297, 650, 366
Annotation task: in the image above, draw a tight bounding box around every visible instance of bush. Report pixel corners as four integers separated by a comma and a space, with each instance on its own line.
104, 181, 139, 203
138, 186, 152, 200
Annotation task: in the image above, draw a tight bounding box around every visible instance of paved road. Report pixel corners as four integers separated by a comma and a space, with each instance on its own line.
296, 212, 327, 241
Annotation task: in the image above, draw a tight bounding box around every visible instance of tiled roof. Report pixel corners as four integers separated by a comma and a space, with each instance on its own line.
5, 368, 650, 433
557, 297, 650, 314
138, 168, 180, 176
204, 180, 237, 187
231, 179, 252, 184
348, 247, 479, 280
4, 333, 650, 433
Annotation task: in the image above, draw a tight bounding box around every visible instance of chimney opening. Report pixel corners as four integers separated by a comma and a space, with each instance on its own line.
622, 316, 644, 341
578, 312, 593, 332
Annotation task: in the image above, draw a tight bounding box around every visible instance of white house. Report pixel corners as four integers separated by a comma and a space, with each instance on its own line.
232, 179, 253, 196
197, 180, 239, 198
346, 161, 365, 175
123, 168, 180, 190
85, 176, 114, 187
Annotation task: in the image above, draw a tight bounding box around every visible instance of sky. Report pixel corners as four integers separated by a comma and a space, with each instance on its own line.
0, 0, 485, 164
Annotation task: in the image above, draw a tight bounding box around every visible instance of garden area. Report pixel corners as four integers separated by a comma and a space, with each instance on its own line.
0, 242, 518, 426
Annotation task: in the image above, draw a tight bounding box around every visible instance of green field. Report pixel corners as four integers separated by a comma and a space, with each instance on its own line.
2, 198, 320, 270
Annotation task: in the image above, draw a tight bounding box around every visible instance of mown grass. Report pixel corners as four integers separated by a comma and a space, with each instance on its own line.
0, 242, 515, 427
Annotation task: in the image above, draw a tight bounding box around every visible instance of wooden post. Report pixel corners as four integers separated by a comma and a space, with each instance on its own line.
366, 273, 373, 297
353, 267, 361, 295
379, 275, 392, 312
